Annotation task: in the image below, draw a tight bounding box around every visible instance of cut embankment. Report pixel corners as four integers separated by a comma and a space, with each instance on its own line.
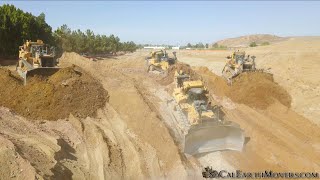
0, 65, 108, 120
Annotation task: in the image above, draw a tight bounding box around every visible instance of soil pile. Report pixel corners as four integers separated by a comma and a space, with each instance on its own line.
158, 62, 200, 85
230, 71, 291, 108
196, 67, 292, 109
0, 66, 108, 120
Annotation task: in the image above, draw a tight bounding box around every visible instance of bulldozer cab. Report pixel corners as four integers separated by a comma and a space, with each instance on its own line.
30, 44, 53, 55
187, 88, 206, 102
232, 51, 246, 64
19, 40, 56, 66
175, 70, 190, 88
17, 40, 59, 85
146, 50, 177, 72
150, 50, 166, 62
187, 88, 214, 119
222, 50, 257, 85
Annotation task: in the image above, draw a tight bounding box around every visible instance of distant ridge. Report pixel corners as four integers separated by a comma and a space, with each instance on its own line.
212, 34, 286, 48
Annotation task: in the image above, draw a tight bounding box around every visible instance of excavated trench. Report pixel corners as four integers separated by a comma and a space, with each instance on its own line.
1, 51, 313, 179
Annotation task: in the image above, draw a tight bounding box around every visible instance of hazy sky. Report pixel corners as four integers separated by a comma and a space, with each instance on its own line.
2, 1, 320, 45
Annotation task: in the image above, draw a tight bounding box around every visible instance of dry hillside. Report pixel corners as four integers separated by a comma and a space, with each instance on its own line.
213, 34, 286, 47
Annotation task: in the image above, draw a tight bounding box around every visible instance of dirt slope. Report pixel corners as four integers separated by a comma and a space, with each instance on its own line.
252, 37, 320, 125
221, 101, 320, 172
196, 67, 291, 109
0, 52, 199, 179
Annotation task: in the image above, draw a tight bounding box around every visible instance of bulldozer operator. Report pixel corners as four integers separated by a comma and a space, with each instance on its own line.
226, 50, 244, 74
175, 70, 189, 88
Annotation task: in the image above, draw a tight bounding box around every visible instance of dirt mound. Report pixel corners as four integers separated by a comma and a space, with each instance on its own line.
230, 72, 292, 109
0, 66, 108, 120
158, 62, 199, 85
196, 67, 291, 109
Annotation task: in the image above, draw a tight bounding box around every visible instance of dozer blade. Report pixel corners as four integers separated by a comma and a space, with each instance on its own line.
27, 67, 60, 78
148, 64, 166, 75
222, 66, 235, 84
19, 67, 60, 85
184, 121, 245, 155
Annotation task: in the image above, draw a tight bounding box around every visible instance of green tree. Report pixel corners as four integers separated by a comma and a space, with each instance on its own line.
212, 43, 219, 48
0, 4, 137, 57
109, 34, 120, 54
53, 24, 72, 52
0, 4, 53, 57
195, 43, 205, 49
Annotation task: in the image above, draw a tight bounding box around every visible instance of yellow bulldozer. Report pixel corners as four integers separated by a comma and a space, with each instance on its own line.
222, 51, 256, 84
145, 50, 177, 73
16, 40, 59, 85
172, 70, 245, 155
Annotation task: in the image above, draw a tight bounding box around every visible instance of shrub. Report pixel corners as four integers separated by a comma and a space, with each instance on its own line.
249, 42, 257, 47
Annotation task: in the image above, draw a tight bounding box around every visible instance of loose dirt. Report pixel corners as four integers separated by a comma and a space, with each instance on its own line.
195, 67, 291, 109
158, 62, 200, 85
0, 66, 108, 120
230, 71, 291, 108
1, 43, 319, 179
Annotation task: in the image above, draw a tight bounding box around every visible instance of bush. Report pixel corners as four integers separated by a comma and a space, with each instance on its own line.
249, 42, 257, 47
261, 42, 270, 46
210, 44, 227, 50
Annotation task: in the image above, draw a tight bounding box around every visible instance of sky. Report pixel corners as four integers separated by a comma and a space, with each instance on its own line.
1, 1, 320, 45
